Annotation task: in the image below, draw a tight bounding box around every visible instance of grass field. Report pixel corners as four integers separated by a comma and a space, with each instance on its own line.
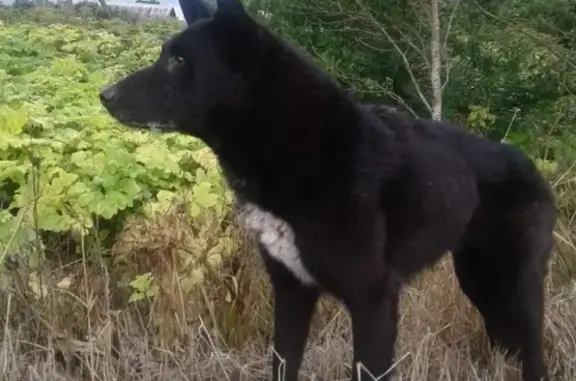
2, 235, 576, 381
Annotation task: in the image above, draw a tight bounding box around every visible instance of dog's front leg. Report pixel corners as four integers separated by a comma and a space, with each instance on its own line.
261, 251, 319, 381
346, 283, 400, 381
271, 280, 319, 381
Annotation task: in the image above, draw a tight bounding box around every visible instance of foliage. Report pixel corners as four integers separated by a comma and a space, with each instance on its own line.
0, 17, 233, 281
128, 272, 159, 302
250, 0, 576, 162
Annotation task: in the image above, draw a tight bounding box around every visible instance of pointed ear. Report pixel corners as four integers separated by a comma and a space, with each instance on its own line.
213, 0, 248, 19
210, 0, 257, 39
210, 0, 265, 79
178, 0, 212, 26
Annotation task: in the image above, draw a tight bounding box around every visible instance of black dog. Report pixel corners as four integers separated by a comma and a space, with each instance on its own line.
100, 1, 556, 380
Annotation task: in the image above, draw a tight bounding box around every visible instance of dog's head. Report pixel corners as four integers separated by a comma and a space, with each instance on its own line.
100, 0, 266, 137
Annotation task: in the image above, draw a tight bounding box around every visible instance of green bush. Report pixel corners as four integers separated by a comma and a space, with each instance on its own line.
0, 19, 233, 267
251, 0, 576, 162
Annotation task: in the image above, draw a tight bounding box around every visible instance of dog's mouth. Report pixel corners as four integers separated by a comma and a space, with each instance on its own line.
108, 111, 177, 133
99, 93, 177, 134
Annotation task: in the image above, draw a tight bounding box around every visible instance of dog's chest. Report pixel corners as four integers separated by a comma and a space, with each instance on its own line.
237, 202, 317, 286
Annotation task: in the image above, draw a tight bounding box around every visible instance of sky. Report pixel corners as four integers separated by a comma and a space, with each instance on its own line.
1, 0, 187, 20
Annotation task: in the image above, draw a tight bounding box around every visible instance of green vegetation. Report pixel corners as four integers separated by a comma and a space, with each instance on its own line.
0, 3, 575, 380
252, 0, 576, 158
0, 15, 236, 289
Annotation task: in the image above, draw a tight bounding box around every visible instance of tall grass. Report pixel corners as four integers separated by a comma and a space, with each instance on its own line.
1, 168, 575, 381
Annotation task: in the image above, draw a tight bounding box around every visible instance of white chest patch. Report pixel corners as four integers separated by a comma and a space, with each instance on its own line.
237, 202, 317, 286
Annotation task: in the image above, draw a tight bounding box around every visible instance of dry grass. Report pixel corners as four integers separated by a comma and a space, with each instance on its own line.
2, 183, 576, 381
2, 238, 576, 381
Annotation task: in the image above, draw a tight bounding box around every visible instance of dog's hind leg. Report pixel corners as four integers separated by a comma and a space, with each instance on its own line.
452, 205, 554, 381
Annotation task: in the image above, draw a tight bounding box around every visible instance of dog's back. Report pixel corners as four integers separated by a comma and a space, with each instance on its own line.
363, 103, 554, 208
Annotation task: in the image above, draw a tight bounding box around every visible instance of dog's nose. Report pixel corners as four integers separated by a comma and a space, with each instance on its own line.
100, 86, 117, 105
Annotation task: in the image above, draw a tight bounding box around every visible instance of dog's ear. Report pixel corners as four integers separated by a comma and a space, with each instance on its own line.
211, 0, 257, 37
210, 0, 265, 78
178, 0, 212, 26
213, 0, 248, 19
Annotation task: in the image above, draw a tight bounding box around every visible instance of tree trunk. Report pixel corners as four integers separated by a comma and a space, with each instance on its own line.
98, 0, 110, 16
430, 0, 442, 121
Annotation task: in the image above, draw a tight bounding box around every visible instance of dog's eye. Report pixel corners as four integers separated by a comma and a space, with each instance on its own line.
174, 56, 185, 65
167, 56, 186, 72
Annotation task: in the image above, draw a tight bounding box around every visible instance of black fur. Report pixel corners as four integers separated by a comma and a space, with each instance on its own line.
100, 1, 556, 380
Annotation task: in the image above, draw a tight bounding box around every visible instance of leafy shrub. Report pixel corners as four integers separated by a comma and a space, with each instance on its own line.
0, 18, 233, 275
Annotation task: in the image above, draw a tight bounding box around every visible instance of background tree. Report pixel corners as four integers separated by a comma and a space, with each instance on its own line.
249, 0, 576, 161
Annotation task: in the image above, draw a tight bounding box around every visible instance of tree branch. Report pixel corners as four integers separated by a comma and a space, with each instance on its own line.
353, 0, 433, 115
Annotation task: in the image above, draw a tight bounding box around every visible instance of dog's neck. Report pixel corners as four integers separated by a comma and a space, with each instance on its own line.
202, 38, 380, 209
216, 112, 362, 205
